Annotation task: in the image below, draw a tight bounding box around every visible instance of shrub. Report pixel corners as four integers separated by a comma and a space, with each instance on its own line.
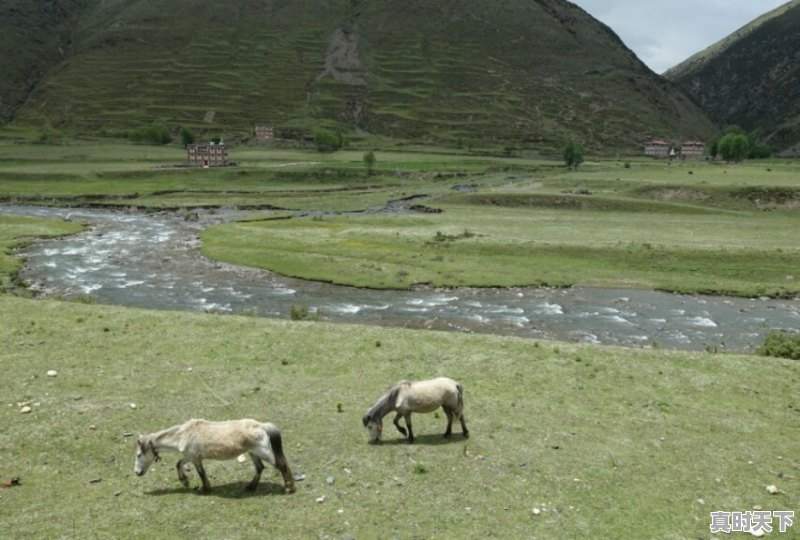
289, 304, 319, 321
563, 141, 584, 170
128, 124, 172, 145
180, 126, 195, 146
757, 330, 800, 360
313, 128, 343, 152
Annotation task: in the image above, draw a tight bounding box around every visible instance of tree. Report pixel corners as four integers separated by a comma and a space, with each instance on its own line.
363, 150, 376, 176
313, 128, 343, 152
180, 126, 195, 146
718, 133, 750, 163
563, 141, 584, 169
708, 137, 719, 160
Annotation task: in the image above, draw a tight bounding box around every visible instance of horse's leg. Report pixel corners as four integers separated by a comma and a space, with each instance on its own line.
194, 460, 211, 493
251, 442, 295, 494
441, 405, 454, 438
246, 454, 265, 491
175, 458, 190, 488
405, 413, 414, 443
392, 412, 407, 437
459, 413, 469, 438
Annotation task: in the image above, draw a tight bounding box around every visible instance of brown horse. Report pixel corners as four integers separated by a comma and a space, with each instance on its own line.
134, 418, 295, 494
362, 377, 469, 443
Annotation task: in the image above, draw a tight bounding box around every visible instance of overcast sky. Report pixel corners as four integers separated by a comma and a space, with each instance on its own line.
570, 0, 790, 73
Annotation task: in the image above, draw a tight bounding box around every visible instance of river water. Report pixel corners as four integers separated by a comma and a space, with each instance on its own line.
3, 205, 798, 353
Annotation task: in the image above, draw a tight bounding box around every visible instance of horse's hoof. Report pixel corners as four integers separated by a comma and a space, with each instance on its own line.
463, 432, 470, 439
443, 432, 452, 438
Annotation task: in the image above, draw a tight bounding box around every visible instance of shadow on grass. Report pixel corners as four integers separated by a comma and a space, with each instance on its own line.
378, 433, 469, 446
145, 480, 287, 498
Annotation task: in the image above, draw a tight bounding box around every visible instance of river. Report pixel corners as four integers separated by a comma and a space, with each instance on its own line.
3, 205, 798, 353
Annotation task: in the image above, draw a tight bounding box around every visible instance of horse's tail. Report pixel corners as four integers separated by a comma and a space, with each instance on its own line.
265, 423, 295, 493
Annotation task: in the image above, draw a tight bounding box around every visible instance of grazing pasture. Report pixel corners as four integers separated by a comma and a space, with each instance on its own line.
0, 296, 798, 538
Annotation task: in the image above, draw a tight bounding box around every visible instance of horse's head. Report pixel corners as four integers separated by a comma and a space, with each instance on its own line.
134, 436, 160, 476
362, 414, 382, 443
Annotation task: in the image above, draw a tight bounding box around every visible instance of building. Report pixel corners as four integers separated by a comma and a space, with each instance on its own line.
187, 142, 229, 167
254, 125, 274, 141
644, 139, 671, 158
680, 140, 706, 159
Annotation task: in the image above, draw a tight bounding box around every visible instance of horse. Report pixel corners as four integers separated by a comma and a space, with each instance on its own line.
134, 418, 295, 494
362, 377, 469, 443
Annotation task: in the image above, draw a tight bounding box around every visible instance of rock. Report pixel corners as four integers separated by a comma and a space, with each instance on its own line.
532, 507, 542, 515
293, 473, 306, 482
316, 495, 326, 503
326, 475, 335, 486
20, 406, 32, 414
47, 370, 58, 377
129, 403, 137, 409
766, 484, 780, 494
237, 454, 247, 463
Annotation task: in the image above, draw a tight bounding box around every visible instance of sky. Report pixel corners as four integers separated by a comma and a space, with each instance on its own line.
570, 0, 790, 73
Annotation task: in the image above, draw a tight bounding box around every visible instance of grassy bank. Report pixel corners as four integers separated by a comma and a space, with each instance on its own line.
0, 214, 84, 292
1, 296, 798, 538
202, 202, 800, 296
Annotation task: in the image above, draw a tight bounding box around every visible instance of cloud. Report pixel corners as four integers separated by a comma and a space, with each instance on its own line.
571, 0, 788, 73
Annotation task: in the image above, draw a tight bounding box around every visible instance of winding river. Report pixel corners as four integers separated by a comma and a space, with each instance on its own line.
4, 205, 799, 353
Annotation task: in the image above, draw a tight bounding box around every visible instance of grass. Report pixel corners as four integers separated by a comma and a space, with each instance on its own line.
201, 199, 800, 296
1, 295, 798, 539
0, 214, 84, 292
2, 140, 799, 297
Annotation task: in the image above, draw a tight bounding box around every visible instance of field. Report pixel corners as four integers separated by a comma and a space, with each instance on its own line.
2, 139, 800, 298
0, 140, 799, 538
1, 295, 798, 539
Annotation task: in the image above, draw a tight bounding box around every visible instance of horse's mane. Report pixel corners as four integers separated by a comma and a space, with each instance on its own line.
367, 381, 408, 421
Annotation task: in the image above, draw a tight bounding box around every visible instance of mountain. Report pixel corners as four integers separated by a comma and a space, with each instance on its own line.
665, 0, 800, 151
1, 0, 715, 150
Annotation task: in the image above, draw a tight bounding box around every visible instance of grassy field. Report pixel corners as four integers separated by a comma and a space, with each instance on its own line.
0, 295, 798, 539
2, 140, 799, 298
0, 214, 84, 293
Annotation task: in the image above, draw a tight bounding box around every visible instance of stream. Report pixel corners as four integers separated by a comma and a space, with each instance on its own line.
3, 204, 799, 353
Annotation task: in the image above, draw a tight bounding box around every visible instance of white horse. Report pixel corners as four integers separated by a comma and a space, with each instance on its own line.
134, 418, 295, 494
362, 377, 469, 443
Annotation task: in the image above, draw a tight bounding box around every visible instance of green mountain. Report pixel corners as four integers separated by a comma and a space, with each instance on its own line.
1, 0, 715, 150
665, 0, 800, 151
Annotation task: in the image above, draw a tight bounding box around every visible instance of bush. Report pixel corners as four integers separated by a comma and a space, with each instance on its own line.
180, 126, 195, 146
313, 128, 344, 152
128, 124, 172, 145
757, 330, 800, 360
563, 141, 584, 170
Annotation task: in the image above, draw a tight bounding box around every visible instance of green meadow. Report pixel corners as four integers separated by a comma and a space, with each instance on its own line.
1, 296, 798, 539
0, 140, 799, 538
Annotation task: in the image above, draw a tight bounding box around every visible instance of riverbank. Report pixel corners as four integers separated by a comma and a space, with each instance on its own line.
1, 294, 797, 539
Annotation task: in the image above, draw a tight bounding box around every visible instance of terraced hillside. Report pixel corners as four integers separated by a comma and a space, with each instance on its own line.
4, 0, 716, 150
665, 0, 800, 151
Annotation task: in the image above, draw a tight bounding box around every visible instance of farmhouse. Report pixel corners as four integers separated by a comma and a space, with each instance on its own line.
187, 142, 229, 167
644, 139, 671, 158
254, 125, 274, 141
680, 140, 706, 159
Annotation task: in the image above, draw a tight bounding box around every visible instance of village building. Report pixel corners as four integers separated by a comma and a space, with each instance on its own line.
680, 140, 706, 159
254, 125, 274, 141
187, 142, 229, 167
643, 139, 671, 158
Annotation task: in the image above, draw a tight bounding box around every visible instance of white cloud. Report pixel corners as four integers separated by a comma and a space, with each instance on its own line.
570, 0, 789, 73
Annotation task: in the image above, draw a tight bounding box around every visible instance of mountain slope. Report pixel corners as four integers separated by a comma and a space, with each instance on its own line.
3, 0, 715, 149
665, 0, 800, 150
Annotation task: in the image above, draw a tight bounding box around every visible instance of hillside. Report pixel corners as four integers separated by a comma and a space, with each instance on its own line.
1, 0, 715, 150
665, 0, 800, 151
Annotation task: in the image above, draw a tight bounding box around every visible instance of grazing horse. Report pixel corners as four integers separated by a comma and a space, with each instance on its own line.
362, 377, 469, 443
134, 418, 295, 494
